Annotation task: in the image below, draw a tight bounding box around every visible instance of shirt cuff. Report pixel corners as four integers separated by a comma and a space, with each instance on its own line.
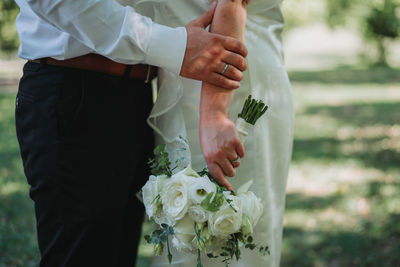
145, 23, 187, 75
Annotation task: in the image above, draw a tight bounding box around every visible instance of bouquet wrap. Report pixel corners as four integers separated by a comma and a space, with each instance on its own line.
235, 117, 253, 145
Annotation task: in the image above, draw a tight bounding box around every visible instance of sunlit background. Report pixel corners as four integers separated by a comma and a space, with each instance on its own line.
1, 0, 399, 266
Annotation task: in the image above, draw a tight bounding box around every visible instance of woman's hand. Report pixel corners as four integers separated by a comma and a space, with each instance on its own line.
199, 111, 245, 191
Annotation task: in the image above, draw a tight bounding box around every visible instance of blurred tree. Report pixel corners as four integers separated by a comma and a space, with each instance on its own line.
326, 0, 400, 66
0, 0, 19, 55
366, 0, 400, 65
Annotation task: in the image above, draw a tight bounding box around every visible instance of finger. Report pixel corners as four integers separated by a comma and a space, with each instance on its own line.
208, 162, 232, 190
222, 37, 248, 57
232, 161, 240, 168
223, 51, 248, 72
227, 151, 239, 162
218, 62, 243, 81
218, 158, 236, 177
195, 1, 217, 28
208, 72, 240, 89
235, 139, 245, 158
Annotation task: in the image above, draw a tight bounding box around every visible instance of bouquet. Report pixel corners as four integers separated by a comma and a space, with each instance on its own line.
141, 96, 269, 266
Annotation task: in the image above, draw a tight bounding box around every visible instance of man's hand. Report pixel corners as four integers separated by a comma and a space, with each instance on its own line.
199, 111, 245, 191
181, 3, 248, 89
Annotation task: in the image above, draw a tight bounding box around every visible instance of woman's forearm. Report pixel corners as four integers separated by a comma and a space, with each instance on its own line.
198, 0, 248, 189
200, 0, 248, 118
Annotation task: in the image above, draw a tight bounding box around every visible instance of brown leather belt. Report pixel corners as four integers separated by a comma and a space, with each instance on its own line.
30, 53, 157, 82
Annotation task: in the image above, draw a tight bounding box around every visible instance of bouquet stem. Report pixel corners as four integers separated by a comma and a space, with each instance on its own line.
236, 95, 268, 145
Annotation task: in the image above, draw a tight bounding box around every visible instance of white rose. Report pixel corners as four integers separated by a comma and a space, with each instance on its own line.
161, 172, 194, 224
188, 205, 209, 223
188, 176, 217, 204
142, 175, 167, 218
171, 215, 196, 252
238, 191, 263, 227
208, 197, 242, 237
172, 233, 196, 253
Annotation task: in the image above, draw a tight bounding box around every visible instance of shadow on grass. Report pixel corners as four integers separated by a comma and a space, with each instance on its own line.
293, 136, 400, 170
282, 216, 400, 267
285, 192, 343, 211
305, 102, 400, 128
288, 66, 400, 84
293, 101, 400, 170
283, 180, 400, 267
283, 176, 400, 267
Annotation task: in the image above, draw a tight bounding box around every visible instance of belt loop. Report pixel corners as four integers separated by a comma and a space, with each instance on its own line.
144, 65, 152, 83
124, 65, 132, 78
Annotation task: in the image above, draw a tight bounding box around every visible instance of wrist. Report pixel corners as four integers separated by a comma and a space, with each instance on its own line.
200, 109, 228, 122
200, 83, 233, 117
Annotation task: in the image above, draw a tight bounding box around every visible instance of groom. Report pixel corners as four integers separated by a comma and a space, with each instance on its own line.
14, 0, 248, 266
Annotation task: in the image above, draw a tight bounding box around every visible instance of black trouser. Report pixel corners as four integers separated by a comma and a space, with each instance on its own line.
15, 61, 154, 267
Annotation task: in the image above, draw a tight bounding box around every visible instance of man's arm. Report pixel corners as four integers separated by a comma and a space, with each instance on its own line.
23, 0, 247, 89
199, 0, 250, 190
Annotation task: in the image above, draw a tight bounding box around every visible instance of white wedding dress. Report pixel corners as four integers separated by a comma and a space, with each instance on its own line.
132, 0, 294, 266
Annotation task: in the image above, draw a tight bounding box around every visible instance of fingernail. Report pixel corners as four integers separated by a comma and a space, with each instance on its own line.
211, 1, 217, 8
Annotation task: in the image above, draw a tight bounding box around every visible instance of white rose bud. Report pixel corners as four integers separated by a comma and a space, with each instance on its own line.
172, 233, 196, 253
241, 214, 253, 236
238, 191, 263, 227
188, 205, 209, 223
172, 215, 196, 252
188, 177, 217, 204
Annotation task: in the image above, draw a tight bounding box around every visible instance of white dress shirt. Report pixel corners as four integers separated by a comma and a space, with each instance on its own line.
15, 0, 187, 75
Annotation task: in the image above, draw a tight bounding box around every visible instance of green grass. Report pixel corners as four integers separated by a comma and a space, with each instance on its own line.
0, 93, 38, 267
0, 66, 399, 266
281, 72, 400, 266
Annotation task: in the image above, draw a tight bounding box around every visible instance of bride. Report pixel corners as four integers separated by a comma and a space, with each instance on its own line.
134, 0, 294, 266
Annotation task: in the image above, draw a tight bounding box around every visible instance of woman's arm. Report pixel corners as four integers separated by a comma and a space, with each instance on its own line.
199, 0, 249, 190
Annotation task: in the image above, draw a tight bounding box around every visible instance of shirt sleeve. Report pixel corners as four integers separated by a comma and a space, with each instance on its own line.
24, 0, 187, 74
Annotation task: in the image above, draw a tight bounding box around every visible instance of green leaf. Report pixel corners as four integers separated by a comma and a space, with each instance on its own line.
148, 144, 173, 177
200, 192, 224, 212
154, 144, 166, 154
197, 168, 211, 177
154, 242, 164, 256
168, 253, 172, 264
